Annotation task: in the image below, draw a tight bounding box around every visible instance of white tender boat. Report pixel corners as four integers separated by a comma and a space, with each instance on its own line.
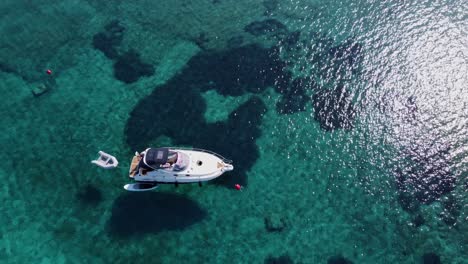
91, 151, 119, 169
126, 147, 234, 191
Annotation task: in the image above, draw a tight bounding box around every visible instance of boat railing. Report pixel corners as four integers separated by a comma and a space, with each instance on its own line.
164, 147, 233, 164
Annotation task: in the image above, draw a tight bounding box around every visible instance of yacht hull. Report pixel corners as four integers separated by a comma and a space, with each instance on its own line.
129, 148, 234, 184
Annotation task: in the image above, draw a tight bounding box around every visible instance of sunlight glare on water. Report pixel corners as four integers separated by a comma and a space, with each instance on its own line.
279, 0, 467, 237
0, 0, 466, 263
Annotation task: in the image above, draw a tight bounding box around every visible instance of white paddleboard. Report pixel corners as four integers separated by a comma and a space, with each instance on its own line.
123, 183, 159, 192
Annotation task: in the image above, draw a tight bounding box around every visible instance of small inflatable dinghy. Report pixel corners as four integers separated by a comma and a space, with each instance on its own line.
91, 151, 118, 169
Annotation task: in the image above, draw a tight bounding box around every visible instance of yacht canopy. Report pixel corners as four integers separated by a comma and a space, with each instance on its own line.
143, 148, 168, 169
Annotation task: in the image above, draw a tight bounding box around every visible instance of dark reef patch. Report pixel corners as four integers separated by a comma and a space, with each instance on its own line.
243, 20, 363, 127
114, 50, 155, 84
264, 254, 294, 264
275, 78, 314, 114
108, 192, 206, 237
280, 30, 363, 128
293, 32, 363, 78
125, 44, 281, 186
395, 143, 456, 209
312, 83, 355, 131
184, 44, 289, 96
422, 252, 441, 264
0, 62, 16, 74
327, 255, 354, 264
92, 20, 125, 59
210, 97, 266, 185
328, 38, 362, 67
311, 38, 362, 81
93, 21, 155, 84
76, 184, 102, 205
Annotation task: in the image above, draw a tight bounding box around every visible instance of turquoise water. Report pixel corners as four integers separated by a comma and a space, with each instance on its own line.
0, 0, 467, 263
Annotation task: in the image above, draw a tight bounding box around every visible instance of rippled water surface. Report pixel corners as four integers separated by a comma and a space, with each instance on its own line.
0, 0, 466, 263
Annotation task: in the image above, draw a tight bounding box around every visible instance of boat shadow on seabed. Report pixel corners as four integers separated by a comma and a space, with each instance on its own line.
107, 192, 207, 237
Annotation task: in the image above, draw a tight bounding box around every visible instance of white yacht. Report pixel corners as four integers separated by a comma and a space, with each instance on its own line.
124, 147, 234, 191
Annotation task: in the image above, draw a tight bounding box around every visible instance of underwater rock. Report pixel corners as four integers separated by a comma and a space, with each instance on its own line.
295, 34, 363, 83
321, 38, 363, 79
328, 38, 362, 66
31, 83, 50, 97
275, 78, 313, 114
327, 256, 354, 264
92, 20, 125, 59
244, 19, 289, 38
94, 20, 156, 84
395, 143, 456, 208
264, 254, 294, 264
76, 184, 102, 205
422, 252, 441, 264
114, 50, 155, 84
185, 44, 289, 96
264, 214, 287, 232
31, 75, 56, 97
312, 84, 355, 131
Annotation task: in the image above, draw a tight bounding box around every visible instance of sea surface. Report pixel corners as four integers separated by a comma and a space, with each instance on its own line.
0, 0, 466, 263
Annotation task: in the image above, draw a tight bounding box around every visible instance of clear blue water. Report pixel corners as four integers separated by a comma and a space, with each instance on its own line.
0, 0, 466, 263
